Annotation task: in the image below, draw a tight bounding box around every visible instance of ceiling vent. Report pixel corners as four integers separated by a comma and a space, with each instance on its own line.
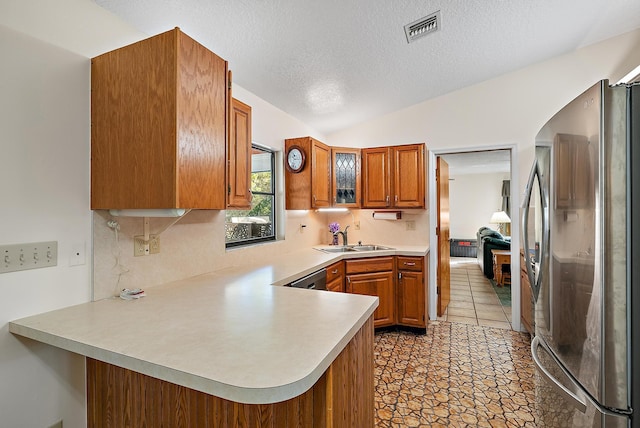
404, 11, 441, 43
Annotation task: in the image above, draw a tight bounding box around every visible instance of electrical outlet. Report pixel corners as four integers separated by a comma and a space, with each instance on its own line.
134, 235, 159, 256
0, 241, 58, 274
149, 235, 160, 254
354, 220, 361, 230
406, 220, 416, 231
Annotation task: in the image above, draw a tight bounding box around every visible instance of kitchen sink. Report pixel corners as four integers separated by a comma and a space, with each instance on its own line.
318, 247, 358, 253
317, 244, 395, 253
349, 245, 394, 251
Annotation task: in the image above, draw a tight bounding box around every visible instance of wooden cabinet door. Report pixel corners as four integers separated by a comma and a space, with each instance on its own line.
326, 261, 344, 292
227, 98, 252, 208
347, 271, 395, 328
397, 270, 425, 327
91, 28, 228, 209
331, 148, 361, 208
311, 139, 331, 208
393, 144, 425, 208
361, 147, 391, 208
520, 270, 533, 334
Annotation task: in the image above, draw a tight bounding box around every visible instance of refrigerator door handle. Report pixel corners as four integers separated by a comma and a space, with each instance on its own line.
522, 160, 544, 301
531, 336, 588, 413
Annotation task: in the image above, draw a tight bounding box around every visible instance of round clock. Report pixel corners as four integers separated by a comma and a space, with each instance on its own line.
286, 145, 306, 173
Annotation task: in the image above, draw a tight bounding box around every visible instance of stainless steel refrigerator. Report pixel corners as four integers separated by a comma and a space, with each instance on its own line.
523, 80, 639, 427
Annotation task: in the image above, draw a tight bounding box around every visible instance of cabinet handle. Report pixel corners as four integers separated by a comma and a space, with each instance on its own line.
347, 277, 351, 284
395, 195, 398, 203
386, 195, 390, 206
313, 195, 317, 204
404, 262, 416, 266
332, 269, 338, 274
398, 272, 402, 280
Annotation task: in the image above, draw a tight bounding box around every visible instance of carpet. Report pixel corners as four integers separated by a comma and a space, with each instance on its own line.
490, 279, 511, 307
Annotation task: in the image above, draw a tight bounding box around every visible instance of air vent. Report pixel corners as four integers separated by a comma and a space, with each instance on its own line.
404, 11, 441, 43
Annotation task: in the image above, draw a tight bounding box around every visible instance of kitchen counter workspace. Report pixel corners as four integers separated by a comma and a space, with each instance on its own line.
9, 245, 426, 426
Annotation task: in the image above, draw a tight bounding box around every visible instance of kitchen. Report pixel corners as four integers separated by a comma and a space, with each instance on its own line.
1, 1, 640, 427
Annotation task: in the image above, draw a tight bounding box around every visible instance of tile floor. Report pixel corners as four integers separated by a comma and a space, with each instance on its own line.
373, 257, 537, 427
373, 323, 536, 427
437, 257, 512, 330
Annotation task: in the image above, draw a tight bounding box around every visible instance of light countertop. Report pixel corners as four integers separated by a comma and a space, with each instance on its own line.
9, 245, 428, 404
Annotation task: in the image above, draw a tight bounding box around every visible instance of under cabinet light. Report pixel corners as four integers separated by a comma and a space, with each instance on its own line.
108, 209, 187, 217
316, 208, 349, 213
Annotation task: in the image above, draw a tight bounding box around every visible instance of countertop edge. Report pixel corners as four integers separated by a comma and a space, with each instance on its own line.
9, 297, 378, 404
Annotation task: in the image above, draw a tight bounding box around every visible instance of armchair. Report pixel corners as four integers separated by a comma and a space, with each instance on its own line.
476, 228, 510, 279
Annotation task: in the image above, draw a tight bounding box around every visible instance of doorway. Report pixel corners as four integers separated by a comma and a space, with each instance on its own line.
428, 146, 522, 331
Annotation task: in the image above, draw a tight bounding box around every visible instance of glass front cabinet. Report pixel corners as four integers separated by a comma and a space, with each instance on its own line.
331, 148, 361, 208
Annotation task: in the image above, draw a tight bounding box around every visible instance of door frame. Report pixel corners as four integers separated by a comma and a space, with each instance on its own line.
428, 144, 522, 332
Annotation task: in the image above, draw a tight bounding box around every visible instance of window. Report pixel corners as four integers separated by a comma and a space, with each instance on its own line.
225, 145, 276, 247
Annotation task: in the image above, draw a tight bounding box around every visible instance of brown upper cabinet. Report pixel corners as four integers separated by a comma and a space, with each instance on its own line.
331, 147, 361, 208
91, 28, 228, 209
227, 97, 252, 209
285, 137, 331, 209
362, 144, 425, 209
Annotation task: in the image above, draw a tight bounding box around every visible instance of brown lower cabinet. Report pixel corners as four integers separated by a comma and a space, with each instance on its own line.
87, 316, 374, 428
345, 255, 428, 329
325, 260, 345, 292
520, 250, 534, 334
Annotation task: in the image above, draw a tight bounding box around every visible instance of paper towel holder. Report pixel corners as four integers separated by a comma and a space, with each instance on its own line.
372, 211, 402, 220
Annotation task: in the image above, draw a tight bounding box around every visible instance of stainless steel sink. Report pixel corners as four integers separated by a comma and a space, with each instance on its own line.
318, 247, 358, 253
350, 245, 394, 251
316, 244, 395, 253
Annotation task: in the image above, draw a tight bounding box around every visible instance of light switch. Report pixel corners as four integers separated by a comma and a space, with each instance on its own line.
0, 241, 58, 274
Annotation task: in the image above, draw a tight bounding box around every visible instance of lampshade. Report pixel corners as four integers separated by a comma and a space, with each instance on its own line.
489, 210, 511, 224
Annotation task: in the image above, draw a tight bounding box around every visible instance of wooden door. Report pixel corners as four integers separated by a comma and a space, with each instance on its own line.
311, 139, 331, 208
347, 271, 395, 328
393, 144, 425, 208
361, 147, 391, 208
436, 157, 451, 317
227, 98, 252, 208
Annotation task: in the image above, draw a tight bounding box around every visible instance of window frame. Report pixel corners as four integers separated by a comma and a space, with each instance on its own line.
225, 144, 276, 249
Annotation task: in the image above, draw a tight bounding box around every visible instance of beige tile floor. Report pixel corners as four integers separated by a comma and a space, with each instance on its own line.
437, 257, 512, 330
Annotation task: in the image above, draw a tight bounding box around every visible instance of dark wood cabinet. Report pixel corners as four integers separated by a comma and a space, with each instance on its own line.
91, 28, 228, 209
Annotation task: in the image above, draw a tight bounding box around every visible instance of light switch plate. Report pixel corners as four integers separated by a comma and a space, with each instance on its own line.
1, 241, 58, 274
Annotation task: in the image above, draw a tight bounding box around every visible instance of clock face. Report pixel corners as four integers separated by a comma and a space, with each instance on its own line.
287, 147, 305, 172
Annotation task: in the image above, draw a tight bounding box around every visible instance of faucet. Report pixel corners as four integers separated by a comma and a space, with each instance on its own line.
336, 225, 350, 246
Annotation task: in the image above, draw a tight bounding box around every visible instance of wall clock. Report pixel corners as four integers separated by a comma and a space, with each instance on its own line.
286, 145, 306, 173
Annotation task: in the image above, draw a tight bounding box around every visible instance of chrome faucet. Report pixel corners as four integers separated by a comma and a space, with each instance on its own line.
337, 225, 350, 246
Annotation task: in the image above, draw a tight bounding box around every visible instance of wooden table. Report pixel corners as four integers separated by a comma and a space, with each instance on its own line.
491, 249, 511, 286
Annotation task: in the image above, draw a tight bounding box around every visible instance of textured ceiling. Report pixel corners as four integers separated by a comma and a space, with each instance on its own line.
94, 0, 640, 134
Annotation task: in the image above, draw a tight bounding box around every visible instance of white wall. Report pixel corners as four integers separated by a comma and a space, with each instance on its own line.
0, 25, 91, 428
449, 173, 509, 239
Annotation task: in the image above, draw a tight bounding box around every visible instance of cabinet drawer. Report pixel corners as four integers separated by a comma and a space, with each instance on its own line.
346, 257, 394, 274
326, 261, 344, 283
397, 256, 423, 272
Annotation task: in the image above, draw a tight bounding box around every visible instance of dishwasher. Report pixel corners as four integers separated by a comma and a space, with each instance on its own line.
285, 268, 327, 290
